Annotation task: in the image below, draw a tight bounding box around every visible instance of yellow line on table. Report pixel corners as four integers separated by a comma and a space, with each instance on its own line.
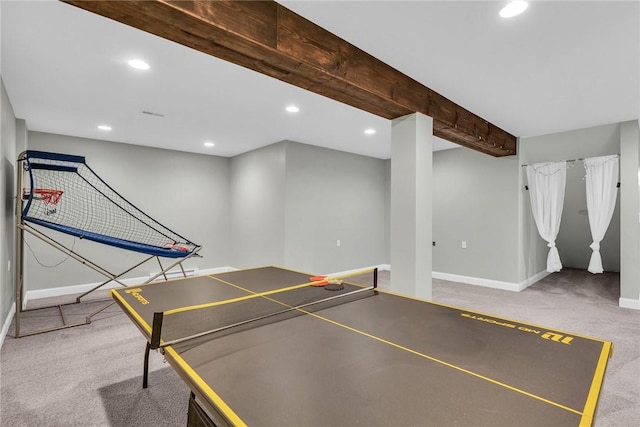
579, 341, 613, 427
163, 280, 316, 315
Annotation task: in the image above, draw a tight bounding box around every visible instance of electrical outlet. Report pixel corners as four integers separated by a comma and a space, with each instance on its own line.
336, 240, 341, 247
462, 241, 467, 249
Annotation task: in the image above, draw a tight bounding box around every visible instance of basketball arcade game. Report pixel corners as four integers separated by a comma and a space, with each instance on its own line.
14, 150, 201, 337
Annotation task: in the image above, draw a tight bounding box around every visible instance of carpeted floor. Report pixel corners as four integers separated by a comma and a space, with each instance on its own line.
0, 268, 638, 426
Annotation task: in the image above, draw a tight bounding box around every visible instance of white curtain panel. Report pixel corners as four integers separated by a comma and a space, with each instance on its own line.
584, 155, 619, 274
526, 161, 567, 273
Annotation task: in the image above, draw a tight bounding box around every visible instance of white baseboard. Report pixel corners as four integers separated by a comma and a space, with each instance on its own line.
23, 266, 236, 305
431, 269, 549, 292
1, 302, 16, 349
24, 276, 143, 307
432, 271, 522, 292
619, 297, 640, 310
363, 266, 546, 293
518, 269, 551, 291
199, 266, 236, 275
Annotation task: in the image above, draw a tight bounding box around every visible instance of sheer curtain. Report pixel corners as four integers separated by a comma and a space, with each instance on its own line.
526, 161, 567, 272
584, 155, 619, 274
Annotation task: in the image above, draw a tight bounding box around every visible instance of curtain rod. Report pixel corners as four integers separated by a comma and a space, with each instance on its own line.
520, 154, 619, 168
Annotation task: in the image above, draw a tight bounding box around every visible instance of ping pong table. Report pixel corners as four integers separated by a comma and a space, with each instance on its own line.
111, 266, 612, 427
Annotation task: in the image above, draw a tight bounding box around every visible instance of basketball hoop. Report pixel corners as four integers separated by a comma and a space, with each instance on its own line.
31, 189, 64, 205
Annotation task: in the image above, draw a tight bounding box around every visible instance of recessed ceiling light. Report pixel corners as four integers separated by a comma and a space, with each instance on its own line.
285, 105, 300, 113
500, 1, 528, 18
128, 59, 150, 70
364, 128, 376, 135
204, 142, 215, 148
97, 125, 112, 131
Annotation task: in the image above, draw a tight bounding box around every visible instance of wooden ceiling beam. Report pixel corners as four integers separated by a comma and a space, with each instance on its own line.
62, 0, 517, 157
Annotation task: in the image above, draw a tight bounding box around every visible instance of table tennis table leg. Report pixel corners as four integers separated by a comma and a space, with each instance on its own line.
143, 341, 151, 389
143, 313, 164, 388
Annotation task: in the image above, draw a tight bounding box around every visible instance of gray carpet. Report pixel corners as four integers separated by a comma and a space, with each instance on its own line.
1, 297, 189, 427
0, 268, 638, 426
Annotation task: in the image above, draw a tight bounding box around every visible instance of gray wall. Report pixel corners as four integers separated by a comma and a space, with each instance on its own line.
432, 147, 520, 283
4, 114, 637, 326
229, 142, 286, 269
283, 141, 386, 273
519, 123, 622, 276
431, 123, 628, 288
230, 140, 387, 274
25, 132, 230, 290
16, 133, 388, 294
1, 77, 17, 326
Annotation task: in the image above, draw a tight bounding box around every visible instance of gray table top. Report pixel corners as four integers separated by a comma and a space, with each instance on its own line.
112, 266, 612, 427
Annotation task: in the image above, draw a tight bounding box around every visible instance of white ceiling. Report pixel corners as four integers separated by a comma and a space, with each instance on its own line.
2, 1, 638, 160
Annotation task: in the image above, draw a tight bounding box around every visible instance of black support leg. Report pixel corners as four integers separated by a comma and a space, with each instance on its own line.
143, 341, 151, 389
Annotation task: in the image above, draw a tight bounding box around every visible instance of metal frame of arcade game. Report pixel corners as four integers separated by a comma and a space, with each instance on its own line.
14, 150, 201, 337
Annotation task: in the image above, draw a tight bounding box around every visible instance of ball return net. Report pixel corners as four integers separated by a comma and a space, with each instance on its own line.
14, 150, 201, 337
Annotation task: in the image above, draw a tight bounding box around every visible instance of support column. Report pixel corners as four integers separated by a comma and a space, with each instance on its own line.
390, 113, 433, 299
619, 119, 640, 308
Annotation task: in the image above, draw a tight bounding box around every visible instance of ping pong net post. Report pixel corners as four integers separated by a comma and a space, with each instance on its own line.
143, 268, 378, 388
